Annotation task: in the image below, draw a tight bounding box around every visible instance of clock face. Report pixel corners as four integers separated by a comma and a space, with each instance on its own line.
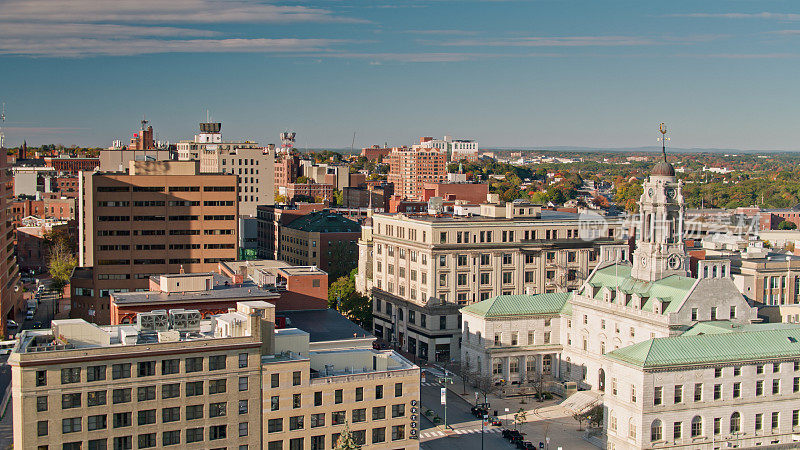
640, 256, 648, 267
668, 254, 681, 270
648, 188, 655, 198
666, 188, 676, 199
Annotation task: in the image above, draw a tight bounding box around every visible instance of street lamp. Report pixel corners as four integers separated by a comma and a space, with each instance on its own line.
438, 372, 454, 429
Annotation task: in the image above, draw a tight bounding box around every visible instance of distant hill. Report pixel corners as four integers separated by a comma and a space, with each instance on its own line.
484, 146, 799, 154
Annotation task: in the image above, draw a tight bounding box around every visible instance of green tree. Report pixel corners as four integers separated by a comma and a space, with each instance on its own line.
328, 269, 372, 328
333, 422, 361, 449
514, 408, 527, 430
778, 220, 797, 230
48, 238, 77, 293
327, 240, 357, 281
334, 189, 344, 206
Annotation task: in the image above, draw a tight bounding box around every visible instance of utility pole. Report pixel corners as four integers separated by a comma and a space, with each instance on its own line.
481, 413, 487, 450
438, 372, 454, 429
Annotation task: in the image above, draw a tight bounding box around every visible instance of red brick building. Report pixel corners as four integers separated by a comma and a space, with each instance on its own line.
274, 153, 300, 190
386, 146, 447, 200
422, 181, 489, 204
279, 210, 361, 279
285, 182, 334, 202
388, 196, 427, 213
360, 145, 394, 161
44, 156, 100, 172
10, 197, 76, 227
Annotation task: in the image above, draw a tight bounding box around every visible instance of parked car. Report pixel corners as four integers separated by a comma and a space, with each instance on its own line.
32, 321, 43, 329
6, 319, 18, 330
490, 418, 502, 426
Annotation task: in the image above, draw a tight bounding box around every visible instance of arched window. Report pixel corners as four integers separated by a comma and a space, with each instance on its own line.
712, 266, 718, 278
703, 266, 709, 278
691, 416, 703, 437
730, 412, 741, 433
721, 265, 727, 277
651, 419, 663, 442
628, 418, 637, 439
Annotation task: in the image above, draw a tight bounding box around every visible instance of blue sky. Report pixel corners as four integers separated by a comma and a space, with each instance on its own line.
1, 0, 799, 150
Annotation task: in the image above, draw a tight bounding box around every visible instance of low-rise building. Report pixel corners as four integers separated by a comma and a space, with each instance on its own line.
257, 203, 327, 260
279, 211, 361, 280
10, 300, 420, 449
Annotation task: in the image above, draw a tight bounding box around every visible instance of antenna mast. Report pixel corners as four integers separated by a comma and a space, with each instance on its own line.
0, 103, 5, 149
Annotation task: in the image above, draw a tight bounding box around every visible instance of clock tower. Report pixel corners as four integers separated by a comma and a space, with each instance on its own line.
630, 124, 688, 282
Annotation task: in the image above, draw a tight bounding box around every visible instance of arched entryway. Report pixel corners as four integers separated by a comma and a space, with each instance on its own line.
598, 368, 606, 392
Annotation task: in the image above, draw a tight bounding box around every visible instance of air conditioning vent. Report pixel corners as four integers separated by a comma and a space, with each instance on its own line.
169, 309, 201, 331
136, 310, 169, 332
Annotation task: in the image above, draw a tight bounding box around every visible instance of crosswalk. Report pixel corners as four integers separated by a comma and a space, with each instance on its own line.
421, 382, 441, 387
420, 427, 502, 440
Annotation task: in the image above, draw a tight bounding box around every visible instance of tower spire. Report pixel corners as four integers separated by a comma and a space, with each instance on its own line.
659, 122, 669, 163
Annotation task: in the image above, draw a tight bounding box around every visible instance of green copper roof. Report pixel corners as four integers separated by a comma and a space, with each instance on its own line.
582, 264, 697, 313
606, 328, 800, 369
284, 210, 361, 233
682, 321, 800, 336
460, 293, 571, 318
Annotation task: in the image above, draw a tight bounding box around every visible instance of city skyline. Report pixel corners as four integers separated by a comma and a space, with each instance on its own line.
2, 0, 800, 150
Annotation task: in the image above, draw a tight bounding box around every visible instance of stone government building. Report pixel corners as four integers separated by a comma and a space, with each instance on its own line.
460, 153, 800, 449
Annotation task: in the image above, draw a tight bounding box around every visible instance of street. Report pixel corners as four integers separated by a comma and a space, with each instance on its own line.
418, 369, 598, 450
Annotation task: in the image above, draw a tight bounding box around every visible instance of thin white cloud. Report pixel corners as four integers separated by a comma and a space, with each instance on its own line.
667, 12, 800, 21
404, 29, 479, 36
0, 23, 219, 38
677, 52, 800, 59
770, 30, 800, 35
0, 0, 366, 24
0, 38, 343, 57
440, 36, 658, 47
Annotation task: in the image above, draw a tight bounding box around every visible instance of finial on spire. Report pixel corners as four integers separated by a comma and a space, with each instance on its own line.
658, 123, 669, 163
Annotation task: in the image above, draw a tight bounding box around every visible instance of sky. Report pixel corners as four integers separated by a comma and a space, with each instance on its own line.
1, 0, 800, 150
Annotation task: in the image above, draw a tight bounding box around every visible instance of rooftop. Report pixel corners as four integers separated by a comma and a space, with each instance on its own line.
461, 293, 571, 318
111, 273, 279, 305
606, 327, 800, 369
285, 210, 361, 233
682, 321, 800, 336
581, 264, 696, 313
278, 309, 372, 342
377, 209, 601, 223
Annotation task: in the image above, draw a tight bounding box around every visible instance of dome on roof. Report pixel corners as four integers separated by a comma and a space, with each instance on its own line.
652, 160, 675, 177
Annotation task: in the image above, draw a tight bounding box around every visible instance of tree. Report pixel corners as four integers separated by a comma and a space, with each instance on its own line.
333, 189, 344, 207
327, 240, 357, 281
333, 422, 361, 449
44, 229, 77, 293
472, 373, 499, 405
329, 269, 372, 328
778, 220, 797, 230
514, 408, 527, 430
446, 360, 472, 395
573, 411, 587, 431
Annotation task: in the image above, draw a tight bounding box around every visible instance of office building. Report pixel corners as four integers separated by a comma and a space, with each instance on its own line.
280, 211, 361, 280
75, 160, 238, 324
257, 203, 327, 260
361, 200, 626, 363
10, 300, 420, 449
0, 154, 22, 336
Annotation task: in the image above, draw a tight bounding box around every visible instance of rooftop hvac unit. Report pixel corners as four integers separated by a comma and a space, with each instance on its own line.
137, 310, 169, 332
169, 309, 201, 331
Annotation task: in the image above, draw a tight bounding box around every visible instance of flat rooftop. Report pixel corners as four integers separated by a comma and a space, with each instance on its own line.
378, 209, 604, 223
111, 273, 279, 305
279, 309, 372, 342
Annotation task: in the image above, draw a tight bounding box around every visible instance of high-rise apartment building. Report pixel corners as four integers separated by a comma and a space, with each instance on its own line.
385, 146, 446, 201
75, 161, 238, 324
360, 200, 626, 363
200, 145, 275, 215
10, 300, 420, 449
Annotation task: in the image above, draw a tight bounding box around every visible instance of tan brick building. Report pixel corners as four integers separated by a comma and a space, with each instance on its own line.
0, 154, 23, 336
75, 161, 238, 324
10, 301, 420, 449
386, 146, 446, 201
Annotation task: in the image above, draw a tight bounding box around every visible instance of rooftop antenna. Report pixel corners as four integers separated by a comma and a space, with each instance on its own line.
0, 102, 6, 150
141, 115, 148, 131
351, 131, 356, 154
658, 122, 669, 163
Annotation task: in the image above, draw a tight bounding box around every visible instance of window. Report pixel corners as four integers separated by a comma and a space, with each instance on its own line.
113, 436, 132, 450
395, 382, 403, 397
757, 364, 765, 374
138, 385, 156, 402
209, 379, 226, 394
733, 382, 741, 398
373, 406, 386, 420
391, 404, 406, 419
87, 390, 106, 406
794, 410, 799, 427
239, 422, 249, 437
113, 388, 131, 404
392, 425, 405, 441
774, 379, 781, 394
654, 387, 662, 405
795, 377, 800, 393
239, 376, 249, 392
335, 389, 343, 404
138, 409, 156, 425
293, 371, 301, 386
209, 425, 227, 440
209, 355, 226, 370
35, 370, 46, 386
674, 385, 683, 403
37, 420, 48, 437
757, 380, 764, 396
289, 416, 304, 430
311, 413, 325, 428
186, 381, 203, 396
673, 421, 682, 440
162, 359, 179, 375
187, 405, 203, 420
631, 385, 637, 403
62, 393, 81, 409
375, 385, 384, 399
332, 411, 346, 425
113, 412, 131, 428
353, 408, 367, 422
163, 430, 180, 446
775, 363, 782, 373
772, 411, 780, 429
293, 393, 301, 409
268, 418, 283, 433
715, 367, 722, 377
87, 365, 106, 382
36, 395, 47, 412
355, 387, 364, 401
271, 373, 280, 388
734, 366, 741, 376
373, 427, 386, 443
210, 402, 227, 418
137, 361, 155, 377
185, 357, 203, 373
162, 407, 180, 423
289, 438, 303, 450
756, 413, 764, 431
61, 368, 80, 384
694, 383, 702, 402
714, 384, 722, 400
186, 427, 204, 443
691, 416, 703, 437
651, 420, 662, 442
62, 417, 82, 434
730, 412, 741, 433
162, 383, 180, 399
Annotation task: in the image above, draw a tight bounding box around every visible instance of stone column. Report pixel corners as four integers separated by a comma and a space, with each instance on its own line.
503, 356, 511, 382
519, 354, 527, 383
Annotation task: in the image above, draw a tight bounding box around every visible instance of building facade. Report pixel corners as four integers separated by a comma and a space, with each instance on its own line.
75, 161, 238, 324
279, 211, 361, 279
386, 146, 447, 201
0, 154, 22, 336
199, 145, 275, 216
